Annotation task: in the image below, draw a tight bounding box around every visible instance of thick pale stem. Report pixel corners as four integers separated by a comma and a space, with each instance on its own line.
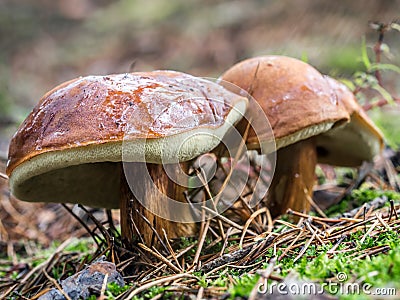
267, 138, 317, 217
120, 162, 196, 248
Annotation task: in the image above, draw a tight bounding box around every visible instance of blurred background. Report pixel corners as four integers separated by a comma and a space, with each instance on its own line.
0, 0, 399, 243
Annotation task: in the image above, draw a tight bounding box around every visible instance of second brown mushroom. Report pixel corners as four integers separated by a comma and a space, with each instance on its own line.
220, 55, 383, 217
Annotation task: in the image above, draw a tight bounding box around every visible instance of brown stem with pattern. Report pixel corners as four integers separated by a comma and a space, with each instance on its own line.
120, 162, 196, 249
267, 138, 317, 217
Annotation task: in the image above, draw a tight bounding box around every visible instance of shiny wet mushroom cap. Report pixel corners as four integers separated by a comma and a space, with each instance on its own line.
221, 56, 350, 151
6, 70, 248, 246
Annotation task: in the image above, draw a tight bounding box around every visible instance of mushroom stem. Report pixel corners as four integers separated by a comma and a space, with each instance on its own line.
120, 162, 196, 248
267, 138, 317, 217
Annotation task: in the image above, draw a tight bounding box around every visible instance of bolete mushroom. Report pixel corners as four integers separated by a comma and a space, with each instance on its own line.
6, 70, 248, 247
220, 55, 352, 216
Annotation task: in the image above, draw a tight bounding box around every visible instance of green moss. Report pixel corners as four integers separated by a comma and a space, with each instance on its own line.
228, 274, 259, 299
325, 186, 400, 217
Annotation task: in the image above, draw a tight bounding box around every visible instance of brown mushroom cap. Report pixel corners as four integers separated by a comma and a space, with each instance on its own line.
220, 56, 350, 151
7, 71, 247, 208
317, 76, 384, 166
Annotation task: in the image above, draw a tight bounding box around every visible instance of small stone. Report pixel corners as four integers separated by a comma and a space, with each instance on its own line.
37, 288, 65, 300
38, 256, 124, 300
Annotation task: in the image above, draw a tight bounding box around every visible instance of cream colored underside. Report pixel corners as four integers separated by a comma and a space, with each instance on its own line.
10, 100, 247, 208
316, 114, 383, 167
247, 120, 338, 153
259, 115, 382, 167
